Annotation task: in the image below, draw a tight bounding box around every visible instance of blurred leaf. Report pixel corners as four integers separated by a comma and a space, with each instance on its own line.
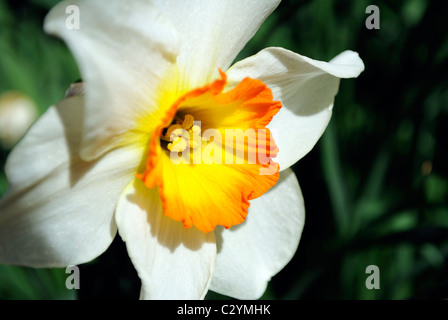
29, 0, 60, 9
424, 174, 448, 203
420, 243, 445, 269
401, 0, 429, 27
321, 122, 351, 238
0, 265, 75, 299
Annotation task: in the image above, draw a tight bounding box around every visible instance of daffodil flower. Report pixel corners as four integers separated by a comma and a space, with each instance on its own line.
0, 0, 364, 299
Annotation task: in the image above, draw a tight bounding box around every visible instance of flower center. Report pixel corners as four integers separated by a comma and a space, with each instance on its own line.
136, 70, 282, 233
160, 114, 201, 152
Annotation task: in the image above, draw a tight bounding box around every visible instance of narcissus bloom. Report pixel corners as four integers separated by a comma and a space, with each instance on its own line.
0, 0, 364, 299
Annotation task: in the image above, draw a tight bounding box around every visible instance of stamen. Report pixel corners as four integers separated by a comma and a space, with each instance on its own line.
167, 136, 187, 152
181, 114, 194, 130
162, 114, 201, 152
191, 124, 201, 136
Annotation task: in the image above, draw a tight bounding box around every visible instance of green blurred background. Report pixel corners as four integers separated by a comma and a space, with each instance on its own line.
0, 0, 447, 300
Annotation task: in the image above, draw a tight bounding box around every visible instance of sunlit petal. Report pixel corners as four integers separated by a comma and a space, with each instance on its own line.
44, 0, 180, 160
0, 97, 142, 267
115, 179, 216, 299
227, 47, 364, 170
210, 169, 305, 299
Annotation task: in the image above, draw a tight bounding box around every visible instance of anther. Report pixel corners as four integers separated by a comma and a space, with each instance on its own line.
162, 114, 201, 153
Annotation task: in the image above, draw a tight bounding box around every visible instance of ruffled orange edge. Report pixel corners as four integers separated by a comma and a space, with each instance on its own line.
136, 70, 282, 233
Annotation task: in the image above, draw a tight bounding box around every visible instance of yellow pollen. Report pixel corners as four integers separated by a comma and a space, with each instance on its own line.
162, 114, 201, 152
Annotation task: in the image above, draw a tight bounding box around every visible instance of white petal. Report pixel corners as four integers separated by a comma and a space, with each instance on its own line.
151, 0, 281, 88
210, 168, 305, 299
0, 97, 142, 267
115, 179, 216, 300
227, 47, 365, 170
44, 0, 179, 160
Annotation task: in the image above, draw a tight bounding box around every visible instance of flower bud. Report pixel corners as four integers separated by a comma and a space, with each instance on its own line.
0, 91, 38, 148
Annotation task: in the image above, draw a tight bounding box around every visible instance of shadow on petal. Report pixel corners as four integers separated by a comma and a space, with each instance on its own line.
54, 95, 104, 188
124, 179, 215, 254
0, 96, 136, 267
